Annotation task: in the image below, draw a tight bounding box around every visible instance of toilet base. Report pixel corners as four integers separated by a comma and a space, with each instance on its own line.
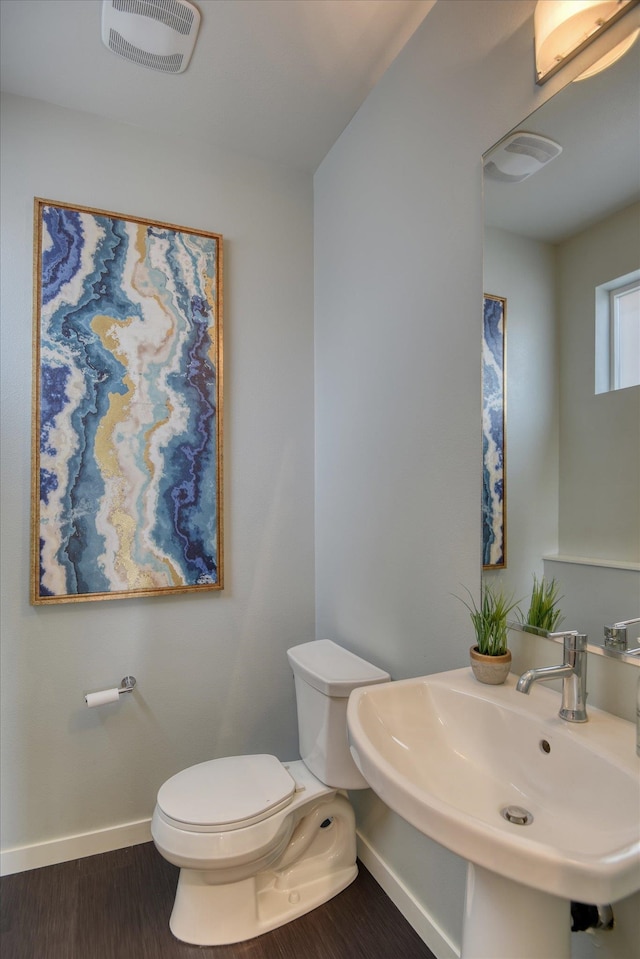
170, 862, 357, 945
169, 794, 358, 945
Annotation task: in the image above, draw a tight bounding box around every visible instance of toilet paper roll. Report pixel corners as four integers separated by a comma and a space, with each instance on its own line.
85, 687, 120, 708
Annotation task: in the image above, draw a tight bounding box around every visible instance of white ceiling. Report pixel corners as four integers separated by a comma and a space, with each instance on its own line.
0, 0, 436, 173
3, 0, 638, 230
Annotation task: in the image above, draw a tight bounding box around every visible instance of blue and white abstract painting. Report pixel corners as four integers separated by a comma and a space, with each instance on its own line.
482, 294, 506, 569
32, 200, 223, 603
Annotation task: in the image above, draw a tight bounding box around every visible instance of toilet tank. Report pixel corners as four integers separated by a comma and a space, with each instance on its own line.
287, 639, 390, 789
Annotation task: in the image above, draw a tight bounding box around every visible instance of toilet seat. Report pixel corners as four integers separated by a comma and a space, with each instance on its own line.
151, 759, 336, 874
157, 755, 296, 832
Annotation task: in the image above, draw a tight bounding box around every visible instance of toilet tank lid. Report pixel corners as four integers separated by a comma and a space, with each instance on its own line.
287, 640, 390, 697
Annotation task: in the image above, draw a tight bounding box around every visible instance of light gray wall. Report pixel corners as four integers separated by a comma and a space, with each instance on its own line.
0, 93, 315, 854
314, 1, 640, 955
557, 202, 640, 563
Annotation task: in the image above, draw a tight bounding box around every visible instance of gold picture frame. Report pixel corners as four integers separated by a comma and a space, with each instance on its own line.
31, 198, 223, 604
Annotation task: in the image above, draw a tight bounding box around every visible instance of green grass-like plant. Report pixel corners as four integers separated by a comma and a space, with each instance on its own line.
457, 584, 520, 657
520, 574, 564, 632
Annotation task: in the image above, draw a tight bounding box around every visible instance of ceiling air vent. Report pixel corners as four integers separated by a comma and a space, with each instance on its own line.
101, 0, 201, 74
484, 132, 562, 183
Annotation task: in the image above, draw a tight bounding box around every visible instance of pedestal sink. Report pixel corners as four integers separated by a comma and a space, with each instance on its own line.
347, 667, 640, 959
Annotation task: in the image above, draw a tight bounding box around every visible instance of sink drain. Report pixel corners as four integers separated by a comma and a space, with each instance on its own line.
501, 805, 534, 826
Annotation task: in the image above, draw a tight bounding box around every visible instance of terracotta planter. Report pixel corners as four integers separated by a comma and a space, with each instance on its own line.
469, 646, 512, 685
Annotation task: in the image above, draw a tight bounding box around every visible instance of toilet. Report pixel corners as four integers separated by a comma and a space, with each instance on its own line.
151, 639, 390, 945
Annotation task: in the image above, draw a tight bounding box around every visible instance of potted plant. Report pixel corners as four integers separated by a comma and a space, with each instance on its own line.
458, 584, 519, 685
520, 574, 563, 632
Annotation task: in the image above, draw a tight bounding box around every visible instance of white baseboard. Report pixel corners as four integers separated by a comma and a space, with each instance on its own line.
0, 818, 152, 877
356, 831, 460, 959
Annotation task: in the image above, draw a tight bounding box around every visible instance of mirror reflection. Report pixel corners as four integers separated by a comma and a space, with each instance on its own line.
482, 41, 640, 663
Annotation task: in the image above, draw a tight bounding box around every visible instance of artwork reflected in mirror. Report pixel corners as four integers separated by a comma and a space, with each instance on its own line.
482, 294, 506, 570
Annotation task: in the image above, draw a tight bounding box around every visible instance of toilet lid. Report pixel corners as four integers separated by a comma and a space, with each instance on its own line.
156, 754, 296, 830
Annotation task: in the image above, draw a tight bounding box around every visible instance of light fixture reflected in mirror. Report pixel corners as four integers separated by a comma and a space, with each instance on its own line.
573, 26, 640, 78
535, 0, 640, 84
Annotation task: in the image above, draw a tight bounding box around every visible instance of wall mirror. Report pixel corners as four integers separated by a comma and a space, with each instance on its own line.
482, 38, 640, 670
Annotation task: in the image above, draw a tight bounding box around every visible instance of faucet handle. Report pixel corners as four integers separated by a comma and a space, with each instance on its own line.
604, 618, 640, 651
604, 624, 627, 650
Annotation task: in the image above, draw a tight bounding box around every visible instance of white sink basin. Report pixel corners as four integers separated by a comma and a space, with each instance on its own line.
347, 667, 640, 904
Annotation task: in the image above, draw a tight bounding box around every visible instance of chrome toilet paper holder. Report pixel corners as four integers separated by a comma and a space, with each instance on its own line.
84, 676, 137, 708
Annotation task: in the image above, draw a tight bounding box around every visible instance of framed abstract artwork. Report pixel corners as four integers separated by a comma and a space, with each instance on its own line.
482, 293, 506, 569
31, 198, 223, 604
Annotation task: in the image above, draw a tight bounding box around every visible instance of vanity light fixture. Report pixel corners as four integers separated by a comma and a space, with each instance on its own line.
534, 0, 640, 84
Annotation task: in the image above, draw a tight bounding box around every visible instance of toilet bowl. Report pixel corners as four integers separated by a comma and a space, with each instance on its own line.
151, 640, 389, 945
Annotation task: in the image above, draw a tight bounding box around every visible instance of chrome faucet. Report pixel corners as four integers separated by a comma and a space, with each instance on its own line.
603, 617, 640, 653
516, 632, 588, 723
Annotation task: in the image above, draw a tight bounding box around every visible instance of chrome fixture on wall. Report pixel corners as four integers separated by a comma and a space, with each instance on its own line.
604, 617, 640, 652
84, 675, 137, 708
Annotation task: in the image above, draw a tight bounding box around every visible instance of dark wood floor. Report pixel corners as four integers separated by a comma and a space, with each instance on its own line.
0, 842, 437, 959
